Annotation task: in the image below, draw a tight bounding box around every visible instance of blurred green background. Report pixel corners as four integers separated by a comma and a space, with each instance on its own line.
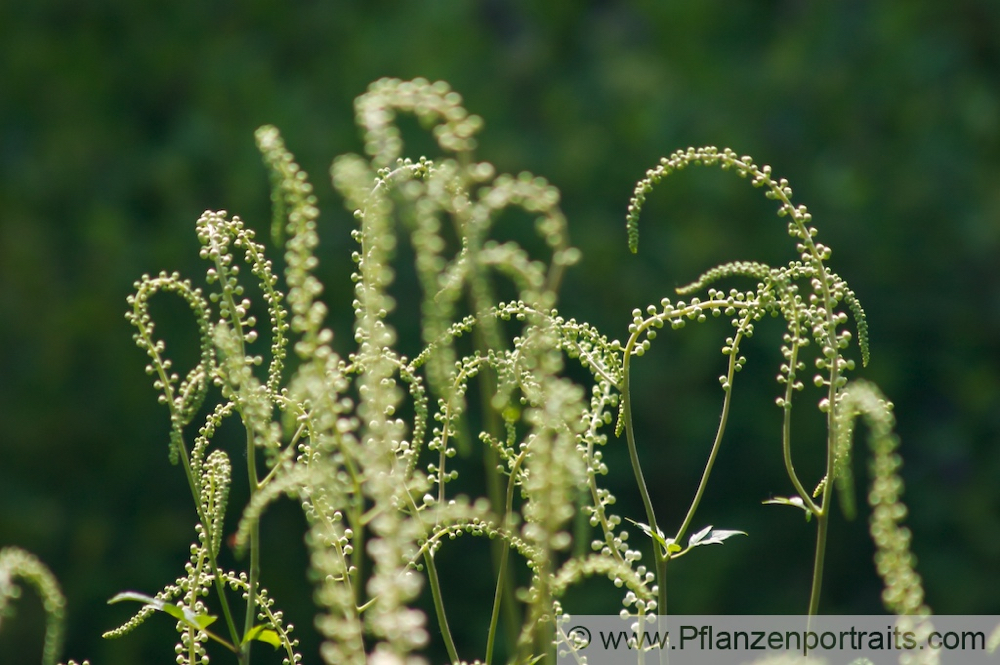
1, 1, 998, 663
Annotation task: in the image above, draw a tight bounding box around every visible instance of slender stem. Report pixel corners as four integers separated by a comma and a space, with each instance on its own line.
209, 242, 262, 663
424, 551, 460, 664
807, 504, 830, 617
777, 297, 820, 515
781, 403, 818, 515
472, 323, 521, 656
621, 342, 668, 615
672, 322, 745, 544
620, 300, 750, 616
135, 310, 244, 656
172, 426, 244, 657
212, 561, 243, 663
807, 364, 841, 615
323, 383, 366, 602
586, 385, 629, 566
759, 157, 848, 616
258, 421, 306, 487
243, 428, 260, 663
188, 622, 197, 664
487, 450, 526, 665
485, 528, 510, 665
392, 463, 459, 664
201, 628, 239, 652
780, 401, 821, 516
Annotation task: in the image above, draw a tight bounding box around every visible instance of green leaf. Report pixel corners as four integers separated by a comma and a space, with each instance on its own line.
242, 624, 282, 649
687, 526, 747, 548
688, 525, 712, 546
625, 518, 667, 549
109, 591, 217, 631
109, 591, 162, 608
699, 528, 747, 545
762, 496, 814, 522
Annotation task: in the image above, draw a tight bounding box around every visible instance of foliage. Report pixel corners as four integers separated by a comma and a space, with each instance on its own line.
0, 78, 917, 665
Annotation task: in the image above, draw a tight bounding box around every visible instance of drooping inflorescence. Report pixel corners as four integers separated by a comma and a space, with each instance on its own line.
620, 146, 923, 624
0, 547, 66, 665
106, 80, 925, 665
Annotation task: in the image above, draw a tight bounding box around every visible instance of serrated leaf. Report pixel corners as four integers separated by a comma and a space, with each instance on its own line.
109, 591, 163, 608
158, 603, 191, 623
109, 591, 217, 631
699, 529, 747, 545
187, 610, 218, 630
688, 526, 747, 548
626, 518, 667, 549
243, 624, 282, 649
762, 495, 815, 521
763, 496, 805, 509
688, 525, 713, 546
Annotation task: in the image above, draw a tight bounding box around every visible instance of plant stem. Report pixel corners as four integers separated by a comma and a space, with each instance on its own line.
808, 504, 830, 617
473, 323, 521, 657
672, 322, 745, 544
174, 429, 244, 659
621, 343, 667, 615
135, 306, 245, 658
807, 368, 841, 616
424, 551, 460, 664
485, 540, 510, 665
243, 428, 260, 664
487, 450, 526, 665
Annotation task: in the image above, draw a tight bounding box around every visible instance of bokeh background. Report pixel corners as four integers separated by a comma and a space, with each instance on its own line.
2, 1, 998, 663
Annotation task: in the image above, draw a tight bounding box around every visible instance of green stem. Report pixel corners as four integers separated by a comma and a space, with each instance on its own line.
807, 367, 840, 616
424, 551, 460, 664
486, 451, 527, 664
210, 244, 262, 663
780, 399, 819, 515
393, 466, 459, 665
136, 311, 244, 658
672, 322, 745, 544
258, 421, 306, 487
621, 343, 667, 615
776, 297, 820, 516
585, 384, 629, 566
485, 532, 510, 665
175, 426, 244, 659
242, 428, 260, 664
759, 157, 847, 616
807, 505, 830, 617
473, 325, 521, 657
202, 628, 239, 652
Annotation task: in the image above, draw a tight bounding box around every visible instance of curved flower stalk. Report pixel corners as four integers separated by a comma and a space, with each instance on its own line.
116, 77, 628, 665
120, 197, 309, 663
834, 381, 935, 664
619, 147, 930, 622
0, 547, 67, 665
115, 80, 925, 665
334, 78, 600, 665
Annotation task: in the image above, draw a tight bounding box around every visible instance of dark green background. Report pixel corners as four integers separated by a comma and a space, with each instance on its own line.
1, 1, 998, 663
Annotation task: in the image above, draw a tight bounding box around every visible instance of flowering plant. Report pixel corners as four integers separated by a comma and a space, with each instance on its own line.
1, 79, 935, 665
